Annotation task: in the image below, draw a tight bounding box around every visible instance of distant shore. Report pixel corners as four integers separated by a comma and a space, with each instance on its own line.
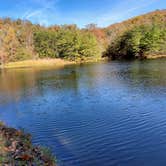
145, 54, 166, 59
0, 56, 165, 69
0, 58, 75, 69
0, 57, 104, 69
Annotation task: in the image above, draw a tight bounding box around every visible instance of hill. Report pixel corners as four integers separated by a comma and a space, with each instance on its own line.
105, 10, 166, 41
102, 10, 166, 59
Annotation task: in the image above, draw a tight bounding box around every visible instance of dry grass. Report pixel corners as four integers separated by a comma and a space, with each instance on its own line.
146, 54, 166, 59
1, 58, 75, 69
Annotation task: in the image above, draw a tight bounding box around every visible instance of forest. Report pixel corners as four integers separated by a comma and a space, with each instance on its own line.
103, 9, 166, 59
0, 9, 166, 64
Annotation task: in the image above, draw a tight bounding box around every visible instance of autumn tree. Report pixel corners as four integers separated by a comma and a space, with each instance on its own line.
3, 26, 19, 61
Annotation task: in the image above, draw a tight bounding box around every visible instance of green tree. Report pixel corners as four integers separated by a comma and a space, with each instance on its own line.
34, 27, 100, 61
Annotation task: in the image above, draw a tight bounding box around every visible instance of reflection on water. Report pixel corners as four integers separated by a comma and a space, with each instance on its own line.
0, 59, 166, 166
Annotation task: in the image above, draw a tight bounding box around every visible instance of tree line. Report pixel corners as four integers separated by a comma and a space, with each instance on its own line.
0, 10, 166, 64
104, 24, 166, 59
34, 25, 100, 61
103, 9, 166, 59
0, 20, 101, 64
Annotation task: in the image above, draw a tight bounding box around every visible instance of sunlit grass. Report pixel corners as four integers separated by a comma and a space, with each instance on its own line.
146, 54, 166, 59
2, 58, 75, 69
0, 57, 105, 69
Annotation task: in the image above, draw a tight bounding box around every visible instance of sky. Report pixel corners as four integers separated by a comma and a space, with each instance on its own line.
0, 0, 165, 27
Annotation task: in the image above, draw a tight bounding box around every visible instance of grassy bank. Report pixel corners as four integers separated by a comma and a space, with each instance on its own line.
0, 57, 106, 69
0, 122, 56, 166
0, 58, 75, 69
0, 56, 165, 70
146, 55, 166, 59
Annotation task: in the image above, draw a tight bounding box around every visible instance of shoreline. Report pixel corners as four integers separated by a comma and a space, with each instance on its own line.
0, 56, 165, 70
0, 58, 105, 69
0, 122, 56, 165
145, 54, 166, 59
0, 58, 76, 69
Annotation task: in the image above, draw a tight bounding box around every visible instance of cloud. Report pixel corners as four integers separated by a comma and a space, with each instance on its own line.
21, 0, 59, 26
5, 0, 161, 27
24, 10, 42, 20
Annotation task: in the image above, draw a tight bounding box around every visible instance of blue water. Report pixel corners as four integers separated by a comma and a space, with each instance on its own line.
0, 59, 166, 166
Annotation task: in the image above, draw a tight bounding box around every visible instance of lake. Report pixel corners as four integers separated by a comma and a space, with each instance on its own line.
0, 59, 166, 166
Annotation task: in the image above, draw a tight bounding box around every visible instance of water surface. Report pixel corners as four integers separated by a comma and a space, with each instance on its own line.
0, 59, 166, 166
